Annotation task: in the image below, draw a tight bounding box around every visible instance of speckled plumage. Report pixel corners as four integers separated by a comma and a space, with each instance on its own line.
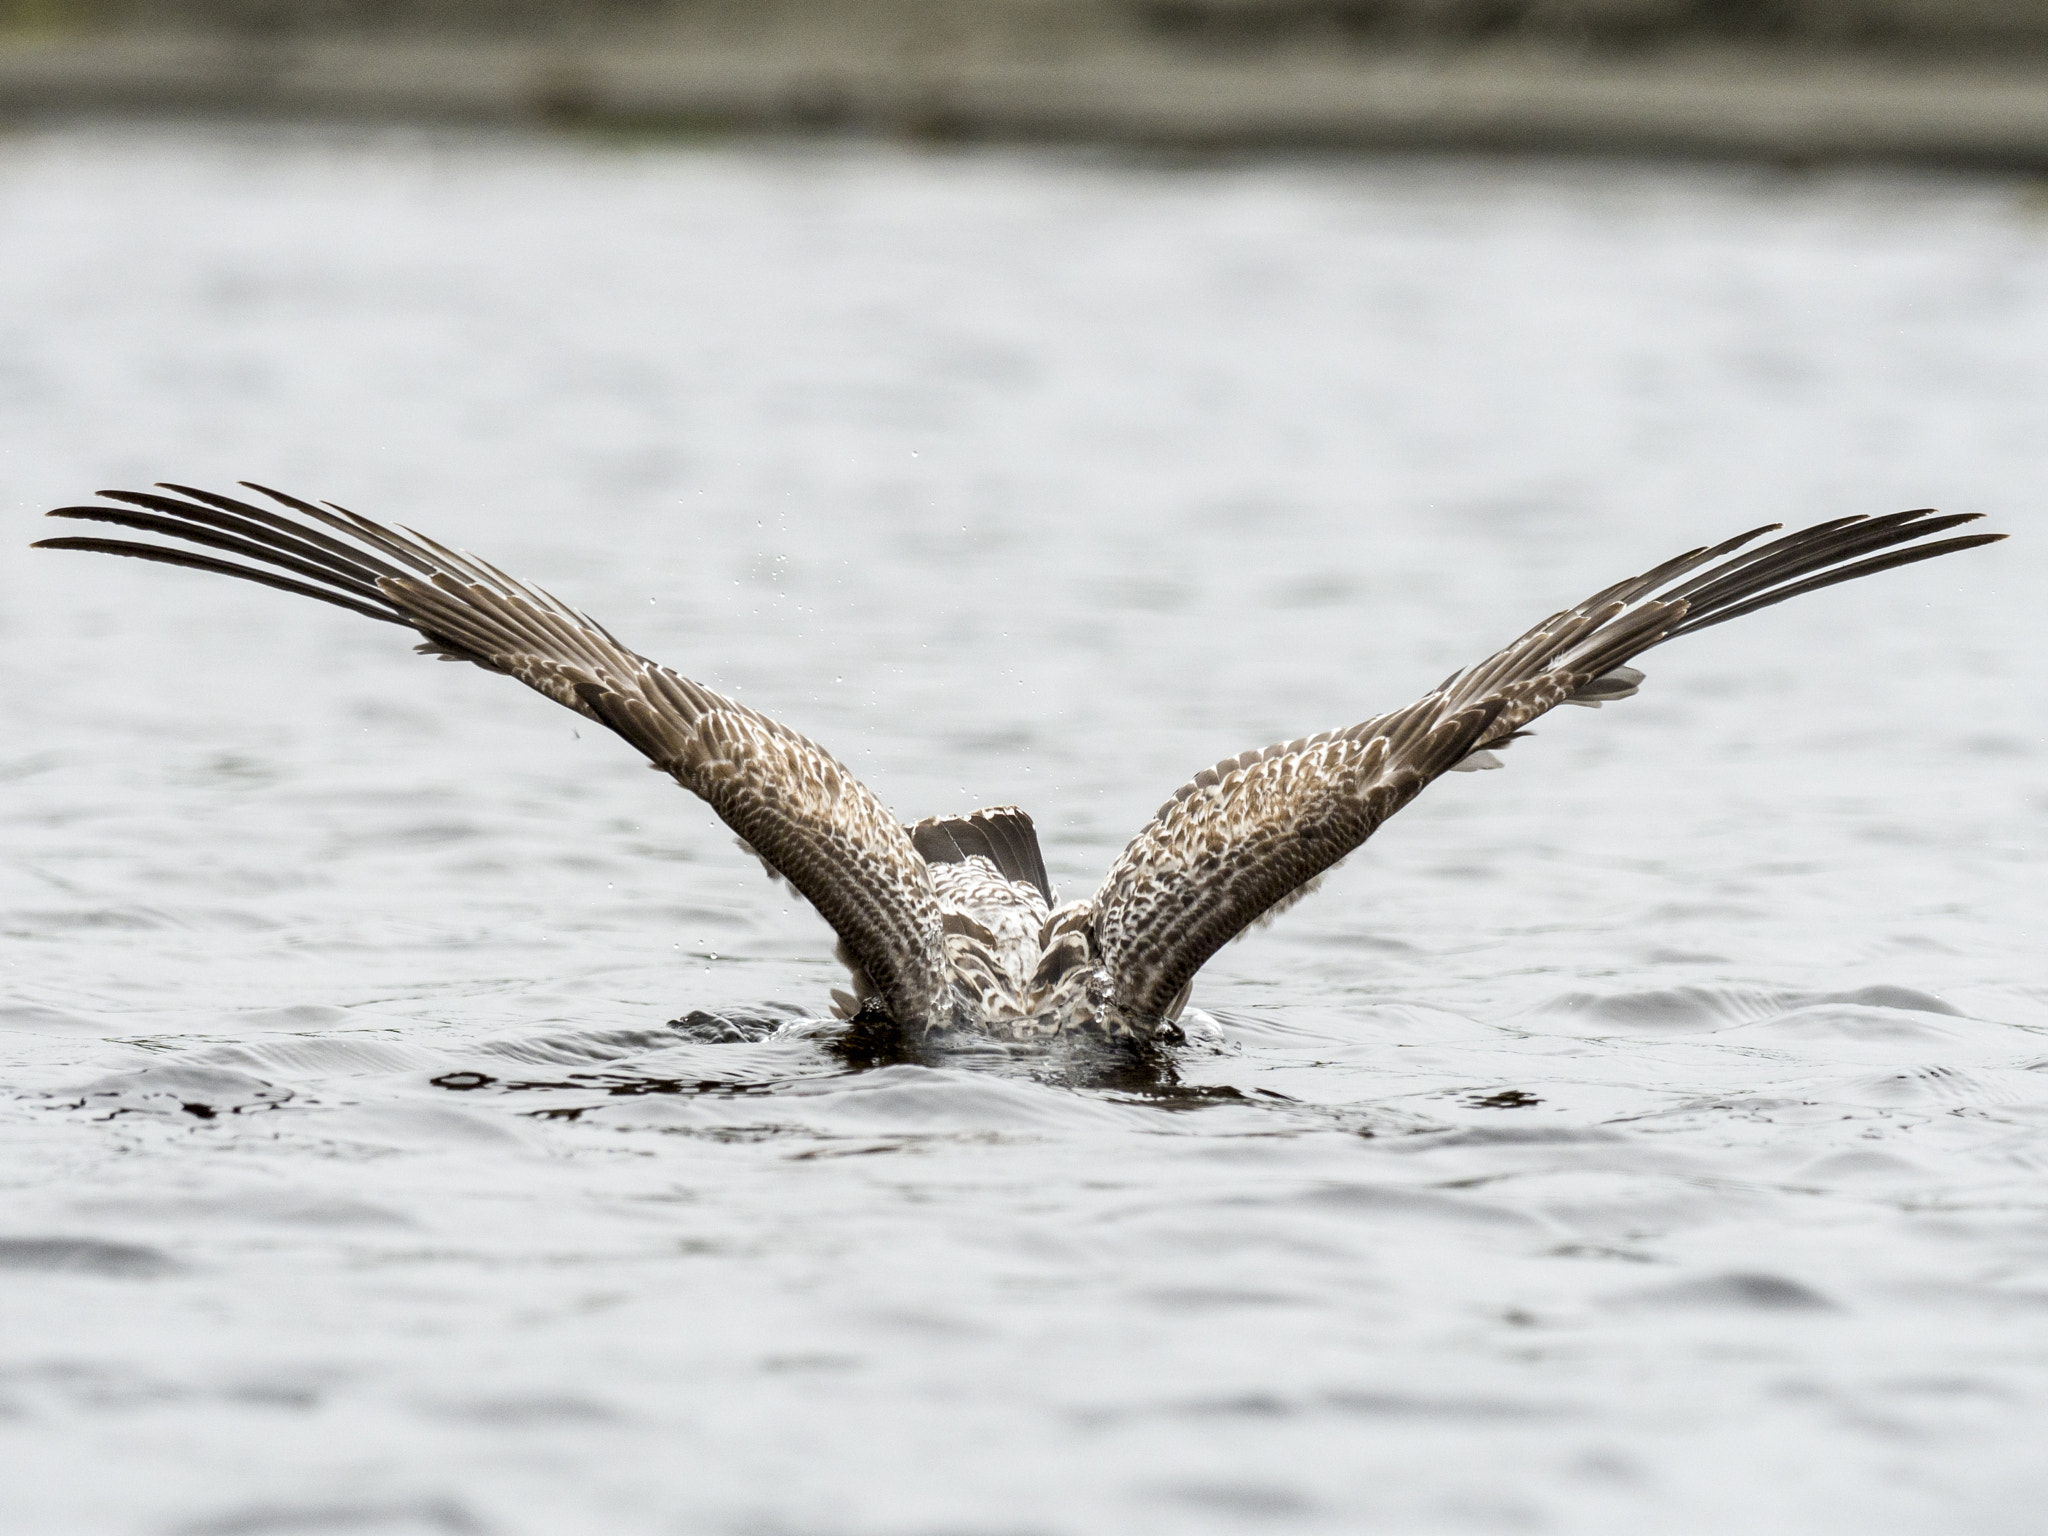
37, 486, 2002, 1040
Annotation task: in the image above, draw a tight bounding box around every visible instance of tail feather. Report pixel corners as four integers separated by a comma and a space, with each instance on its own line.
910, 807, 1054, 904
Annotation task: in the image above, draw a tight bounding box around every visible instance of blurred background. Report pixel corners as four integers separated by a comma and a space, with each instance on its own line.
4, 0, 2048, 165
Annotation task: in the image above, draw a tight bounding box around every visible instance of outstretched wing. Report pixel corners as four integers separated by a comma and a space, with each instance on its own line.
35, 482, 947, 1026
1092, 508, 2004, 1023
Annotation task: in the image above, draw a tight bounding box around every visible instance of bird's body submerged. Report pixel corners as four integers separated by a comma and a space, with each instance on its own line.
927, 847, 1067, 1032
35, 485, 2003, 1042
844, 808, 1120, 1038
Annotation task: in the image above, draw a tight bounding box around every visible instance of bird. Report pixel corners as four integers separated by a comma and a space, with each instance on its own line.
35, 484, 2001, 1040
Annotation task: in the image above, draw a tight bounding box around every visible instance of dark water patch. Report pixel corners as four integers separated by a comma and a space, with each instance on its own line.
590, 1075, 778, 1098
1098, 1082, 1271, 1111
1321, 1388, 1576, 1422
434, 1069, 780, 1099
1153, 1482, 1315, 1517
1468, 1088, 1543, 1108
821, 1011, 1227, 1103
333, 819, 491, 849
1426, 861, 1497, 881
173, 1497, 489, 1535
0, 1237, 181, 1278
1961, 733, 2033, 758
1303, 929, 1422, 954
785, 1138, 936, 1160
1549, 1242, 1658, 1263
0, 1359, 331, 1415
1875, 1375, 2020, 1402
760, 1352, 862, 1374
1405, 1125, 1622, 1149
5, 1360, 190, 1411
680, 1123, 825, 1144
1608, 1271, 1838, 1312
1048, 1042, 1260, 1106
442, 1028, 1286, 1122
12, 905, 181, 932
420, 1393, 621, 1424
427, 1033, 862, 1107
165, 751, 282, 786
826, 1010, 941, 1071
1140, 1285, 1306, 1311
54, 1063, 292, 1121
224, 1378, 329, 1411
0, 750, 66, 782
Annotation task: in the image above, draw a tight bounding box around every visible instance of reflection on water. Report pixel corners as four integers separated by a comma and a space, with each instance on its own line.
2, 124, 2046, 1535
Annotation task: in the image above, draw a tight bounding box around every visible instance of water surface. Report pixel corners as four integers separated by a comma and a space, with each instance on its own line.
2, 126, 2045, 1535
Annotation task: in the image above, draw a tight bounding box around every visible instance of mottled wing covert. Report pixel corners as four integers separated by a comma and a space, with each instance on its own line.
1092, 509, 2003, 1023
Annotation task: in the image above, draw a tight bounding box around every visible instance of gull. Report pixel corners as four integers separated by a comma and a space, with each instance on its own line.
36, 485, 2001, 1039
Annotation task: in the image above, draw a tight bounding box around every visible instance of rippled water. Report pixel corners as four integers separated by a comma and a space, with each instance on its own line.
3, 125, 2046, 1535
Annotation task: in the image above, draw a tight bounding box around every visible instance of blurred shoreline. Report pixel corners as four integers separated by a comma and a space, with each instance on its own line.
4, 2, 2048, 168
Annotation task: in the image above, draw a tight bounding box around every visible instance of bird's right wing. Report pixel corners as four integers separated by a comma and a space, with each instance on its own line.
1091, 509, 2004, 1025
35, 483, 948, 1026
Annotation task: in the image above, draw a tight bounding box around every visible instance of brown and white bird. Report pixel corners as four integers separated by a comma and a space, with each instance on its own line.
35, 485, 2001, 1039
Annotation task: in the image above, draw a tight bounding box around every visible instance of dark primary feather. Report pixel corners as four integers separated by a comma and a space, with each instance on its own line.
31, 532, 410, 626
1092, 508, 2003, 1024
35, 482, 950, 1028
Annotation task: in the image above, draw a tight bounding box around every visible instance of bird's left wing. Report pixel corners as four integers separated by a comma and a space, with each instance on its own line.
35, 483, 948, 1026
1090, 509, 2003, 1025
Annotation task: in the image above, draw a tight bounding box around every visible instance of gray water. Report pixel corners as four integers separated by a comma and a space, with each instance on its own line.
2, 125, 2045, 1536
